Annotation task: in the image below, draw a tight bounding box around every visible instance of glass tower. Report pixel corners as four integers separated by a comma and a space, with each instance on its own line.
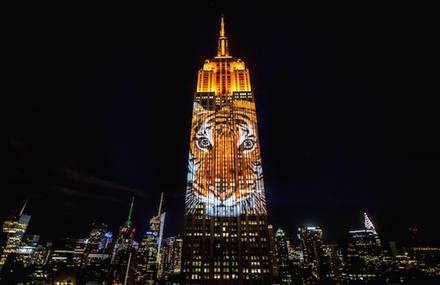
182, 17, 275, 284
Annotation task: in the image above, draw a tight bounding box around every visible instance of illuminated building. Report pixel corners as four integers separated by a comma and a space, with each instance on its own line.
111, 197, 136, 284
297, 226, 323, 284
111, 197, 136, 263
0, 200, 31, 271
298, 226, 323, 270
275, 228, 293, 284
411, 246, 440, 277
182, 16, 275, 284
135, 194, 166, 284
342, 212, 383, 283
87, 223, 109, 252
84, 223, 112, 267
297, 226, 337, 284
32, 244, 50, 266
149, 192, 166, 278
14, 234, 39, 267
161, 236, 183, 277
136, 231, 159, 284
49, 238, 87, 268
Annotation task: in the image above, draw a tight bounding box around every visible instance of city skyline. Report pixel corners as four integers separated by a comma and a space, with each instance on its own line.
5, 3, 439, 248
2, 197, 438, 283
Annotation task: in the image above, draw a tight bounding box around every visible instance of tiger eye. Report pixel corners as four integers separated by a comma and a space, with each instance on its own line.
197, 137, 211, 149
241, 139, 255, 150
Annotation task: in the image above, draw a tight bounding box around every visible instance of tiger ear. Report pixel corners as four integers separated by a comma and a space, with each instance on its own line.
193, 102, 208, 114
193, 102, 202, 112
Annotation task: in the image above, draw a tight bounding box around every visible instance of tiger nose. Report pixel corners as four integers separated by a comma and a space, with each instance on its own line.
218, 191, 226, 201
217, 182, 234, 197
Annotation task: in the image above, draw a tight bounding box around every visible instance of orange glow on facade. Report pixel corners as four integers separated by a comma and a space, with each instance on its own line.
182, 17, 274, 284
186, 17, 266, 217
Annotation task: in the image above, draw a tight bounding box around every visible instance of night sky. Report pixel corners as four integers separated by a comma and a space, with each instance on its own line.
5, 3, 439, 244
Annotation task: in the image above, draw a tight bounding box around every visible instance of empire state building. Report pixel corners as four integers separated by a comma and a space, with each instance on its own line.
182, 17, 276, 284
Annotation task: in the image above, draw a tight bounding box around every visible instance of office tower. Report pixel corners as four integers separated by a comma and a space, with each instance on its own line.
87, 223, 109, 252
275, 228, 293, 284
298, 226, 323, 269
49, 237, 88, 269
149, 192, 166, 278
411, 246, 440, 276
343, 212, 383, 283
111, 197, 136, 284
182, 17, 275, 284
14, 234, 40, 267
346, 213, 382, 260
297, 226, 334, 284
135, 194, 166, 284
161, 236, 183, 276
0, 200, 31, 271
84, 223, 112, 267
32, 244, 50, 266
136, 231, 159, 284
112, 197, 136, 263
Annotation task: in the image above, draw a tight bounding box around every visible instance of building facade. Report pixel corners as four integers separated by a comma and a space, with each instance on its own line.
0, 201, 31, 272
343, 213, 383, 283
182, 17, 275, 284
275, 228, 293, 284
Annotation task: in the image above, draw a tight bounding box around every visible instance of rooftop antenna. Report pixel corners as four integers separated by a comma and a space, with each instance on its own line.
125, 196, 135, 228
19, 198, 28, 216
217, 15, 229, 57
157, 192, 164, 216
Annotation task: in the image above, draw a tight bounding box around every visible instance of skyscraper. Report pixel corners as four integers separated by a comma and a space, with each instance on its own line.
112, 197, 136, 264
275, 228, 293, 284
161, 236, 183, 276
343, 212, 383, 283
297, 226, 324, 283
111, 197, 136, 284
135, 193, 166, 284
136, 231, 159, 285
0, 200, 31, 272
149, 192, 166, 278
182, 17, 275, 284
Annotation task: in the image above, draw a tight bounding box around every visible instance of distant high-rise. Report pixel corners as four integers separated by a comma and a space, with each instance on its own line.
136, 231, 159, 284
298, 226, 323, 269
112, 197, 136, 263
344, 212, 383, 283
111, 197, 136, 284
297, 226, 339, 283
347, 213, 382, 259
49, 237, 87, 269
149, 192, 166, 277
0, 200, 31, 271
182, 17, 275, 284
14, 234, 40, 268
161, 236, 183, 277
135, 193, 166, 284
275, 228, 293, 284
84, 223, 112, 268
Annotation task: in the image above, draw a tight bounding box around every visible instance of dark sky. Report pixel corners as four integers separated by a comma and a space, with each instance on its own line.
5, 3, 439, 244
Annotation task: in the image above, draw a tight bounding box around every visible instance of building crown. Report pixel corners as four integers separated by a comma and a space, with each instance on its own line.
217, 16, 229, 57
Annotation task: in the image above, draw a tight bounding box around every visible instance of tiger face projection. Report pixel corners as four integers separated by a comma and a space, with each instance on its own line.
185, 98, 267, 217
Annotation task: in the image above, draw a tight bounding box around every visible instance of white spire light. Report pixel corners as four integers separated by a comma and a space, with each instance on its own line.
364, 212, 376, 233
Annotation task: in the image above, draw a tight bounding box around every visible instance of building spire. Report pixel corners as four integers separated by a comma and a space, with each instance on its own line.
220, 15, 225, 37
217, 15, 229, 57
125, 196, 135, 228
157, 192, 164, 216
19, 198, 28, 216
364, 212, 376, 233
